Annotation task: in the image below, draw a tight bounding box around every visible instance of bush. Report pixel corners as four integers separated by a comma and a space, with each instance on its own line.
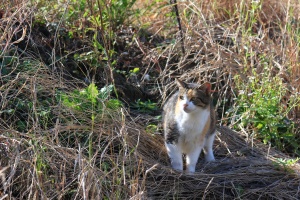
228, 64, 300, 155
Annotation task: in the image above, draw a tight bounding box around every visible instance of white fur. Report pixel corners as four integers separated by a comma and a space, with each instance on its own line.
166, 94, 215, 173
204, 133, 216, 162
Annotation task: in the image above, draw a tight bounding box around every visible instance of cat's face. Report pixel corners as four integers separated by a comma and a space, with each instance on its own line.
176, 79, 211, 113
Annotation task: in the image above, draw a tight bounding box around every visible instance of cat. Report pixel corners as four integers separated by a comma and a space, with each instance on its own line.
162, 78, 216, 173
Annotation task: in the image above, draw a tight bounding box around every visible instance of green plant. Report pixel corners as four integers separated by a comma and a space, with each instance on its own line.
35, 0, 139, 91
228, 65, 299, 155
59, 83, 122, 159
273, 157, 300, 172
131, 99, 158, 113
59, 83, 121, 114
89, 0, 138, 96
0, 58, 57, 132
96, 0, 137, 30
129, 67, 140, 75
30, 139, 49, 174
145, 124, 158, 135
239, 0, 262, 36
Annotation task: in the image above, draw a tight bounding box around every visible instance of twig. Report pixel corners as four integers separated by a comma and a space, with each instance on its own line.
202, 177, 214, 200
170, 0, 185, 54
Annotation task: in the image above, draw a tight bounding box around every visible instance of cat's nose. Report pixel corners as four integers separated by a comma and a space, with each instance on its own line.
183, 104, 188, 108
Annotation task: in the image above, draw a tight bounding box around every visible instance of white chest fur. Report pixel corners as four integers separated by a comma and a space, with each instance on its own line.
175, 108, 210, 144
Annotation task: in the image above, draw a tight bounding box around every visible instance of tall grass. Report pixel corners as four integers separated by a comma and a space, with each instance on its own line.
153, 0, 300, 155
0, 0, 145, 199
1, 0, 300, 199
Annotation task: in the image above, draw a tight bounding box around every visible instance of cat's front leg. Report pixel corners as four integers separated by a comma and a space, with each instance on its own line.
165, 143, 183, 171
186, 145, 202, 173
204, 133, 216, 162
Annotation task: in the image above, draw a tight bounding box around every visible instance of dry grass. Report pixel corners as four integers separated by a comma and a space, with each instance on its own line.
139, 0, 300, 123
2, 121, 300, 199
140, 126, 300, 199
1, 0, 300, 199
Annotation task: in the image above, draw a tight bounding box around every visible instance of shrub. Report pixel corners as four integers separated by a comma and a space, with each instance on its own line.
228, 65, 300, 155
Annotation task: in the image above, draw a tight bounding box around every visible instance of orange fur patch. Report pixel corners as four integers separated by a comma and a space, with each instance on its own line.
175, 99, 181, 116
187, 89, 193, 100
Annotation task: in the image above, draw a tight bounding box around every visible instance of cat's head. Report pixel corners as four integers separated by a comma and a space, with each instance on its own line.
176, 78, 211, 113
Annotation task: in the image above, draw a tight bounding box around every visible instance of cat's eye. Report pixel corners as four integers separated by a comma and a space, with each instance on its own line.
179, 95, 184, 100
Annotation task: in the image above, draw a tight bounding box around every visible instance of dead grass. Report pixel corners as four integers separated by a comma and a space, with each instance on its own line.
1, 0, 300, 199
141, 0, 300, 123
1, 121, 300, 199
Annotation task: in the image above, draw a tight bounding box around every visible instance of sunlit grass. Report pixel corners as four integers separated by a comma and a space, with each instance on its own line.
1, 0, 300, 199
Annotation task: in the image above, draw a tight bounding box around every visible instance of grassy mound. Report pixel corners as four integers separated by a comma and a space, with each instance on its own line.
143, 127, 300, 199
2, 120, 300, 199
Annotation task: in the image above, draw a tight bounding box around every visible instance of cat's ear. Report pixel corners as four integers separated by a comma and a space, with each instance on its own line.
202, 82, 211, 95
175, 78, 187, 88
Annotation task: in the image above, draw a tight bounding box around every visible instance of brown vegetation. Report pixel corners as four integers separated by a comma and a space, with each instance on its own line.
1, 0, 300, 199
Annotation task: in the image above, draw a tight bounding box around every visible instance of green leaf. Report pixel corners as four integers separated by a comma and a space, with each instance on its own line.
130, 67, 140, 74
87, 83, 99, 102
256, 123, 264, 130
106, 99, 122, 109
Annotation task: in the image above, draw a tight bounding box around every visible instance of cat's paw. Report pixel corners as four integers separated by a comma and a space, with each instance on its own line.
205, 155, 215, 162
185, 170, 195, 175
171, 162, 183, 171
186, 164, 196, 173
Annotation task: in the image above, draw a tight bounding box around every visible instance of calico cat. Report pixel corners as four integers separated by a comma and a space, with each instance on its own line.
163, 79, 216, 173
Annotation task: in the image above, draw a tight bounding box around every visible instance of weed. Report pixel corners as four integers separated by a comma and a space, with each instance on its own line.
129, 67, 140, 75
59, 83, 122, 116
131, 99, 158, 113
145, 124, 158, 135
97, 0, 137, 30
228, 64, 300, 155
273, 157, 299, 172
58, 83, 122, 158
